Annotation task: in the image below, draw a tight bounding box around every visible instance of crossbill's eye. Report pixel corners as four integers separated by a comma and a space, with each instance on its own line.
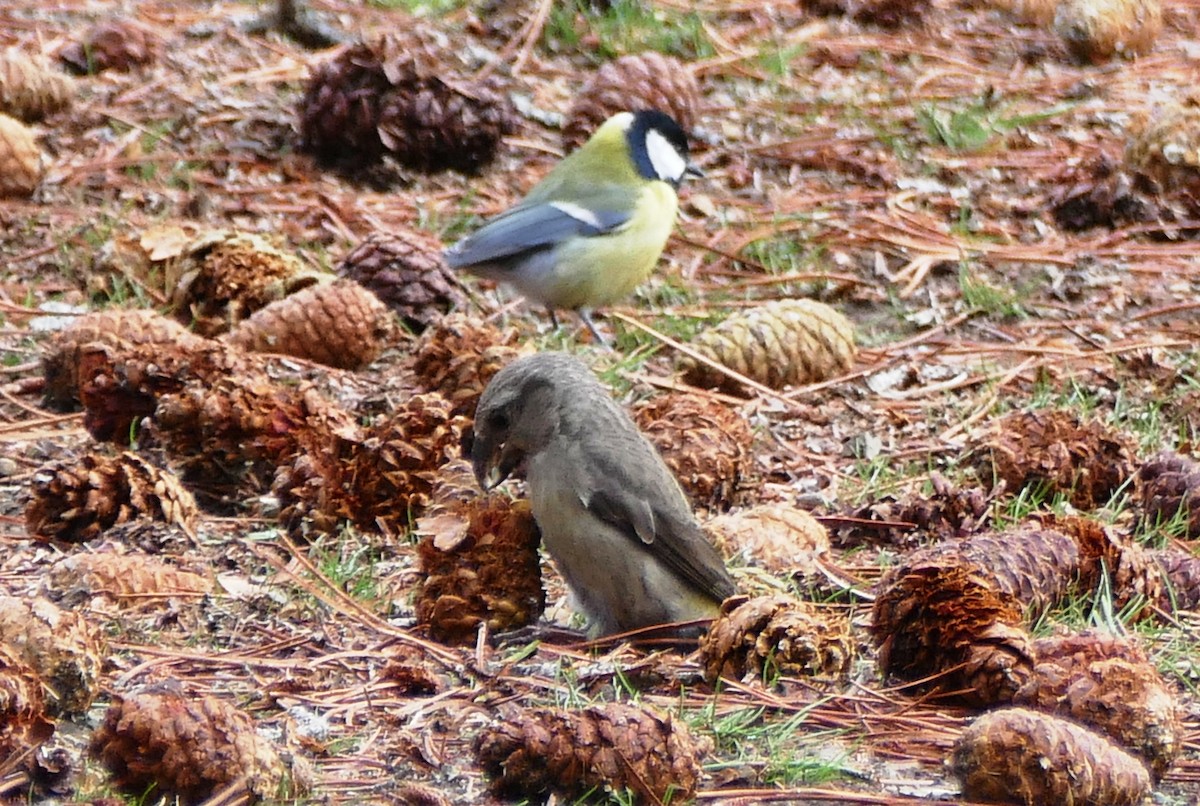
486, 410, 510, 433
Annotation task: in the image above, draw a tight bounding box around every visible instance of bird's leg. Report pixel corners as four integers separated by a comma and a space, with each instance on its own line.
243, 0, 345, 48
577, 308, 611, 348
546, 307, 560, 330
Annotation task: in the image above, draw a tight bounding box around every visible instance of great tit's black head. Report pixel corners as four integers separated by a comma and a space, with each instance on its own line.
470, 353, 593, 491
627, 109, 703, 188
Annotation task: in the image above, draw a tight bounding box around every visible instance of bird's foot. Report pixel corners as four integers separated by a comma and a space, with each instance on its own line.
576, 308, 612, 348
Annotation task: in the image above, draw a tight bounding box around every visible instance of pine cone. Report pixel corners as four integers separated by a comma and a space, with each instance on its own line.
410, 313, 532, 417
1049, 152, 1159, 231
699, 594, 854, 683
706, 503, 832, 578
1134, 451, 1200, 538
0, 644, 53, 762
563, 53, 701, 152
992, 0, 1061, 25
415, 496, 544, 644
0, 112, 44, 197
274, 392, 469, 534
1040, 513, 1163, 617
169, 231, 317, 337
59, 19, 159, 74
90, 684, 303, 802
633, 392, 757, 510
25, 451, 198, 543
298, 40, 393, 167
336, 230, 464, 333
0, 595, 104, 717
872, 543, 1038, 705
149, 371, 357, 502
46, 548, 213, 609
838, 473, 993, 547
679, 299, 856, 393
224, 278, 394, 369
952, 708, 1152, 806
41, 308, 209, 409
75, 337, 247, 444
1151, 548, 1200, 611
475, 701, 708, 802
1126, 94, 1200, 194
1015, 630, 1182, 780
0, 49, 72, 122
1055, 0, 1162, 62
971, 408, 1136, 509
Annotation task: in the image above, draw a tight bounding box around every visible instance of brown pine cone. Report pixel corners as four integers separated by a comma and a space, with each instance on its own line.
699, 594, 854, 683
415, 496, 544, 644
1055, 0, 1162, 63
992, 0, 1061, 25
872, 546, 1035, 706
475, 701, 708, 803
706, 503, 832, 579
90, 684, 304, 802
0, 49, 72, 122
41, 308, 209, 409
298, 40, 393, 167
46, 548, 213, 609
971, 408, 1136, 509
59, 19, 159, 74
1015, 630, 1182, 780
952, 708, 1152, 806
0, 644, 53, 762
0, 112, 44, 197
1151, 548, 1200, 611
224, 278, 395, 369
169, 231, 316, 337
409, 312, 532, 417
563, 53, 701, 152
25, 450, 198, 543
1126, 94, 1200, 194
1134, 451, 1200, 538
633, 392, 757, 510
838, 473, 993, 547
679, 299, 856, 393
336, 229, 464, 333
0, 595, 104, 717
1043, 514, 1163, 619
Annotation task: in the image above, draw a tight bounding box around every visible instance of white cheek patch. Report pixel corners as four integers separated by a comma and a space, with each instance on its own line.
645, 129, 688, 184
551, 201, 606, 231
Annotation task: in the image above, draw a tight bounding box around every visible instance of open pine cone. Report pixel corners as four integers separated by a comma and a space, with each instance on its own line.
563, 52, 701, 152
410, 313, 532, 417
0, 595, 104, 717
0, 49, 73, 122
47, 548, 213, 609
0, 644, 53, 762
0, 112, 44, 197
1134, 451, 1200, 538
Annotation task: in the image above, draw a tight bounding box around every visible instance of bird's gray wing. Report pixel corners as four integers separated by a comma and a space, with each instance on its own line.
444, 202, 630, 268
581, 444, 737, 602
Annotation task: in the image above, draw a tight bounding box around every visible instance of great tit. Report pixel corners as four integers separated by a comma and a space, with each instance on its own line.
471, 352, 736, 638
444, 109, 701, 340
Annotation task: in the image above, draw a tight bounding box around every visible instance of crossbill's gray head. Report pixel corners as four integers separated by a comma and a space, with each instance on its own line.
470, 352, 596, 491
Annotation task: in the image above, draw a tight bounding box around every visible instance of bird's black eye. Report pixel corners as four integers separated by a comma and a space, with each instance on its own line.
487, 410, 510, 433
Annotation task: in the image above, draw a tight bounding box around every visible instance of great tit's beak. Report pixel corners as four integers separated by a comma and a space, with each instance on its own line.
685, 161, 705, 179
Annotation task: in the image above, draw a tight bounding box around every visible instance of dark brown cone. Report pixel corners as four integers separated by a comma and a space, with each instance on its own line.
148, 371, 357, 502
46, 548, 213, 609
59, 19, 159, 75
838, 473, 992, 547
409, 313, 532, 417
872, 549, 1034, 706
224, 278, 394, 369
415, 496, 544, 644
1044, 514, 1163, 618
336, 230, 465, 333
699, 594, 854, 683
633, 392, 757, 511
1151, 548, 1200, 611
562, 53, 701, 152
0, 595, 104, 717
1135, 451, 1200, 538
971, 408, 1136, 509
90, 684, 301, 802
952, 707, 1152, 806
42, 308, 209, 409
952, 528, 1081, 617
169, 232, 315, 337
0, 644, 54, 762
298, 40, 392, 167
25, 451, 198, 543
274, 392, 469, 535
1015, 630, 1182, 780
75, 336, 247, 443
0, 50, 73, 122
800, 0, 925, 28
475, 701, 708, 803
